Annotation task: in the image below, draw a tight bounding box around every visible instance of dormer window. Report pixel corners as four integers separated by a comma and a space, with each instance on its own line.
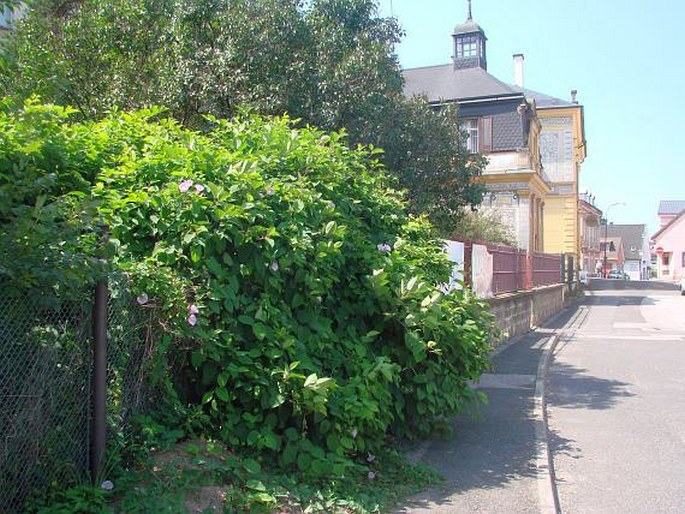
461, 117, 492, 154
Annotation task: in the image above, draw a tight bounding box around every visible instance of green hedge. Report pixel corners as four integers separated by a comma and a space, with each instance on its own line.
1, 101, 493, 476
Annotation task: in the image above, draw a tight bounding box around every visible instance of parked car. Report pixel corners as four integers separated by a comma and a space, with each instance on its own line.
680, 276, 685, 295
608, 269, 624, 279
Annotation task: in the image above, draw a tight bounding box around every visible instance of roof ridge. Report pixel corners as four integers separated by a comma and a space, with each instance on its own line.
402, 62, 452, 72
652, 209, 685, 240
508, 84, 579, 107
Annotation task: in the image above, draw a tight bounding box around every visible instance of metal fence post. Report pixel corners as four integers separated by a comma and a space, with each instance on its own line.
92, 278, 107, 483
92, 224, 109, 484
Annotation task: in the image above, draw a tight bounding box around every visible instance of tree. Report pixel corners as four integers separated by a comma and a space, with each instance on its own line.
448, 208, 518, 246
0, 0, 485, 232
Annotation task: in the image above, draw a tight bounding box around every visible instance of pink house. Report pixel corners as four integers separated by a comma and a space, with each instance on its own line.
651, 201, 685, 282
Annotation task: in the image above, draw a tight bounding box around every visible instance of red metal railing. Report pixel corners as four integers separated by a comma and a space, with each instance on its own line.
488, 244, 528, 295
532, 251, 562, 287
448, 238, 564, 296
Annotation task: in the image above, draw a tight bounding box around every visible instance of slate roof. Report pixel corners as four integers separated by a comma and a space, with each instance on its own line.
606, 224, 646, 261
453, 19, 486, 35
657, 200, 685, 215
402, 64, 523, 103
510, 86, 577, 108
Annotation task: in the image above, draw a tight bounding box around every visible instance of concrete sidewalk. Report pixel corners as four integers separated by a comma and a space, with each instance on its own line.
394, 305, 582, 514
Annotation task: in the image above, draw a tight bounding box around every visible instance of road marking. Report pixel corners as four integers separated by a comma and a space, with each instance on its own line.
573, 334, 684, 341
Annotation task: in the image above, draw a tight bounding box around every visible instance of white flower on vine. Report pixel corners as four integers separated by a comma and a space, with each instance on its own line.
179, 179, 193, 193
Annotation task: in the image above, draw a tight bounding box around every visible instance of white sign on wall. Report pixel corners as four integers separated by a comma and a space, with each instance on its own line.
443, 240, 465, 290
472, 244, 494, 298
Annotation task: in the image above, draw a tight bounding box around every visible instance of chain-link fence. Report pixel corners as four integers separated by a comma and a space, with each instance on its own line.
0, 276, 154, 512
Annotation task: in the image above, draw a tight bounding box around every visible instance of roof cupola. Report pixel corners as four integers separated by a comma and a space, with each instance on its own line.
452, 0, 487, 70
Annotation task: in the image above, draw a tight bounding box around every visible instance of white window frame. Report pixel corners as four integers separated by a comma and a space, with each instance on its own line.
457, 36, 478, 58
462, 119, 479, 154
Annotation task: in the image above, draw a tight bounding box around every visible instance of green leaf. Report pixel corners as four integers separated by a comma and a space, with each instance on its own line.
246, 479, 266, 492
284, 428, 299, 441
191, 351, 205, 368
251, 492, 276, 504
303, 373, 318, 388
242, 458, 261, 474
215, 387, 229, 402
281, 443, 298, 466
296, 452, 312, 471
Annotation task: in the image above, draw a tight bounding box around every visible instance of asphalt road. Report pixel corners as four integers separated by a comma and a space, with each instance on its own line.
548, 279, 685, 513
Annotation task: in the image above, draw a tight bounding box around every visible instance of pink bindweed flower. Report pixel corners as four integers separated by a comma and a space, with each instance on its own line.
179, 179, 193, 193
136, 293, 149, 305
367, 472, 376, 480
100, 480, 114, 491
270, 262, 279, 272
189, 304, 199, 315
377, 243, 392, 253
194, 183, 205, 193
366, 453, 376, 463
266, 185, 275, 196
187, 313, 197, 326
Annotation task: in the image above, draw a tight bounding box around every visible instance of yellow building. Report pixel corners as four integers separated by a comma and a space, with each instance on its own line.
513, 72, 587, 266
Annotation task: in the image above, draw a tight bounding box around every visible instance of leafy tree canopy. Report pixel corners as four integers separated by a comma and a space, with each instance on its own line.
0, 0, 485, 232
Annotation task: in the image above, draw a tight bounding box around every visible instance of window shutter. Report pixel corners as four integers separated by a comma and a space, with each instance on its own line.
480, 117, 492, 152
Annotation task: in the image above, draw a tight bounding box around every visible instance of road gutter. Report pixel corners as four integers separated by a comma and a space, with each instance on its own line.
534, 332, 562, 514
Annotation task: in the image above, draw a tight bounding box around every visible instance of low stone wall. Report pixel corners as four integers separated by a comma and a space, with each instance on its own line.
487, 284, 572, 343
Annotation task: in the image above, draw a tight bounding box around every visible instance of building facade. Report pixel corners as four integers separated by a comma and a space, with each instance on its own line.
579, 193, 602, 275
402, 6, 588, 262
403, 10, 548, 251
509, 57, 587, 270
651, 201, 685, 282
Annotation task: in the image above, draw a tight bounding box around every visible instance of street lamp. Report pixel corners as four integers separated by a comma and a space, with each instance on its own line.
602, 202, 626, 278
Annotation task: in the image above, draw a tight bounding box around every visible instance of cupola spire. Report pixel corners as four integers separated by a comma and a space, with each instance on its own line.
467, 0, 473, 21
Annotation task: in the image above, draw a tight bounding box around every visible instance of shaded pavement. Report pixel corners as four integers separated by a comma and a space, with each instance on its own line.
394, 304, 582, 513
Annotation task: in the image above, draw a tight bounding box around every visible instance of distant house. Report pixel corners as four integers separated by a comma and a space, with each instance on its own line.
403, 8, 547, 252
599, 237, 625, 274
651, 201, 685, 282
605, 224, 650, 280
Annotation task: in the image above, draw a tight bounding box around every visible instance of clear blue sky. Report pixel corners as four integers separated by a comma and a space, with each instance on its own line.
378, 0, 684, 236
